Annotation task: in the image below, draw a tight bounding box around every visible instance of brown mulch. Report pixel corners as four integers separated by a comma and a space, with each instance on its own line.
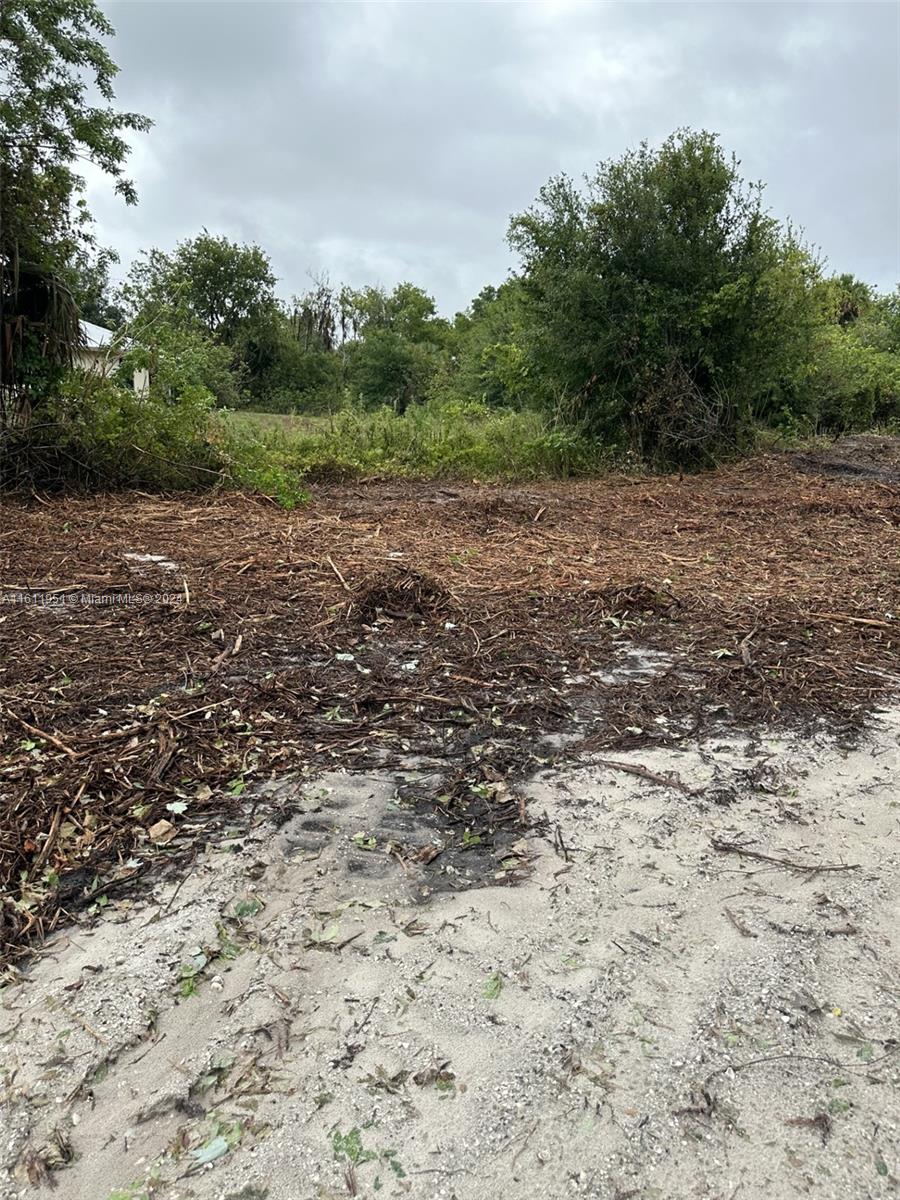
0, 452, 898, 964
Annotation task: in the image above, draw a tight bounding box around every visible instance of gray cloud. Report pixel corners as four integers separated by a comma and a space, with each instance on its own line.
87, 0, 899, 314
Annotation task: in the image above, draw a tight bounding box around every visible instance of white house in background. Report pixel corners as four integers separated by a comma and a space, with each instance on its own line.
75, 320, 150, 397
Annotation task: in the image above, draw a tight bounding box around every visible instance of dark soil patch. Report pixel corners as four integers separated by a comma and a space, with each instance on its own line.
464, 493, 560, 533
792, 434, 900, 485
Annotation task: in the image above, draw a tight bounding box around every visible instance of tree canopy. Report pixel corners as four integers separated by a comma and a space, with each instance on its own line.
0, 0, 149, 400
3, 6, 897, 484
121, 232, 277, 343
0, 0, 149, 266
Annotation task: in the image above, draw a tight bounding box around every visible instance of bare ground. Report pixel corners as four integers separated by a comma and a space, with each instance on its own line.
2, 445, 899, 955
0, 439, 899, 1197
1, 711, 898, 1199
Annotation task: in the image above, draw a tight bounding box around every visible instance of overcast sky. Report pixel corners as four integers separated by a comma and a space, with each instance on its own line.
89, 0, 899, 316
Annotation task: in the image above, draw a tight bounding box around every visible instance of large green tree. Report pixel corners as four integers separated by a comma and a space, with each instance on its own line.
509, 129, 818, 463
122, 232, 277, 344
0, 0, 149, 399
120, 233, 283, 407
341, 282, 450, 410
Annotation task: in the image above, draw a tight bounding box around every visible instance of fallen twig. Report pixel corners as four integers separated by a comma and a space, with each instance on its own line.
809, 612, 893, 629
595, 757, 697, 795
724, 906, 758, 938
711, 839, 861, 874
326, 555, 352, 594
5, 711, 76, 758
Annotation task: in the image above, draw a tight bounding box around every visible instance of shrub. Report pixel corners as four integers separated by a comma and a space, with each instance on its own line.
210, 418, 308, 508
800, 328, 900, 432
120, 319, 243, 409
0, 373, 222, 490
509, 129, 819, 466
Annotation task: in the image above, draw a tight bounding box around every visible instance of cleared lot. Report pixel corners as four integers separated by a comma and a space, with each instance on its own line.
0, 439, 898, 1197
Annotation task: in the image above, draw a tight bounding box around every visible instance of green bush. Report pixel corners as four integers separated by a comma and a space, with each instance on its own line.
509, 130, 820, 466
800, 328, 900, 432
120, 319, 243, 409
429, 281, 540, 412
5, 373, 222, 490
210, 417, 308, 508
235, 320, 343, 412
1, 369, 307, 507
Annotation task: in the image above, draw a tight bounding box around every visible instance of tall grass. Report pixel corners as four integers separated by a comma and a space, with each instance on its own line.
219, 400, 611, 481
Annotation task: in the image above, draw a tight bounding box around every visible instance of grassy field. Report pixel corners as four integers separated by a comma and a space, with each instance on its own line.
217, 402, 610, 481
223, 410, 334, 436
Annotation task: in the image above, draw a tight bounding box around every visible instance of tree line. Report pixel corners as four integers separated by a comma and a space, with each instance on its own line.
103, 188, 898, 463
2, 0, 898, 481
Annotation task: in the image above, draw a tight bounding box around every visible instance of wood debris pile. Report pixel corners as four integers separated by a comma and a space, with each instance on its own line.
0, 450, 897, 962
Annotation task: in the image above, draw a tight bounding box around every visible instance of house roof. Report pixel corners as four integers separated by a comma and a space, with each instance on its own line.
80, 320, 117, 351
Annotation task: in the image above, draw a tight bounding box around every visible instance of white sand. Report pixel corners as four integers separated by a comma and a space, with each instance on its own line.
2, 709, 898, 1200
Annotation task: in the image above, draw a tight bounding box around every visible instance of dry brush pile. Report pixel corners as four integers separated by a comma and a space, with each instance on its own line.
0, 449, 897, 963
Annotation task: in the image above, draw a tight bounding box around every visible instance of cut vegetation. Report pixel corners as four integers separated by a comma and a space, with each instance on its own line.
2, 439, 897, 962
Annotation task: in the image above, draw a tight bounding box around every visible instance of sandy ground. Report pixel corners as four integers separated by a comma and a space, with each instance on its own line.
1, 707, 898, 1200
